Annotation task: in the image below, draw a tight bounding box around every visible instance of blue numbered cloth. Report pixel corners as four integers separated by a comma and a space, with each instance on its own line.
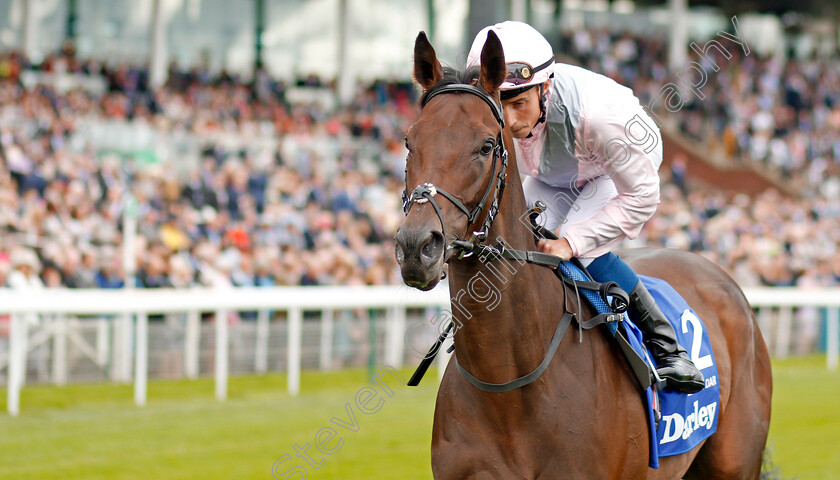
558, 263, 720, 469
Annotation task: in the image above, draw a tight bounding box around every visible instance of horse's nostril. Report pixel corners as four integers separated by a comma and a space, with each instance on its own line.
421, 242, 434, 258
421, 231, 445, 261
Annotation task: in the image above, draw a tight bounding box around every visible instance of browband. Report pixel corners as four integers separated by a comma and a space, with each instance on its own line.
422, 83, 505, 128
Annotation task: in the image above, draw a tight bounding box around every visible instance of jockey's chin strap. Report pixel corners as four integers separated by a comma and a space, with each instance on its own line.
402, 83, 508, 263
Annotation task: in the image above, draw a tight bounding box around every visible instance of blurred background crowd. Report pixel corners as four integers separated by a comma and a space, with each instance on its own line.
0, 48, 413, 290
560, 28, 840, 196
558, 29, 840, 289
1, 26, 839, 292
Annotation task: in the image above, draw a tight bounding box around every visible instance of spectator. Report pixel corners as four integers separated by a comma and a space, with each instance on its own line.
7, 248, 44, 290
0, 40, 837, 291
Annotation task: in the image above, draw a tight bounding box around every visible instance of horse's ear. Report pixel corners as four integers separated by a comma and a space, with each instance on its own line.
478, 30, 506, 96
413, 31, 443, 91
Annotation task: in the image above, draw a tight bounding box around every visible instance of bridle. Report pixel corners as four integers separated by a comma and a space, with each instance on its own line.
401, 83, 640, 393
401, 83, 509, 260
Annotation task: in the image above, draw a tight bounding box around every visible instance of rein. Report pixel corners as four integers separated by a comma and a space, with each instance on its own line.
401, 82, 639, 393
450, 245, 633, 393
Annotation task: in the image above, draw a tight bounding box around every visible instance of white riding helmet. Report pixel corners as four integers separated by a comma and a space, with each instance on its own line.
466, 21, 554, 94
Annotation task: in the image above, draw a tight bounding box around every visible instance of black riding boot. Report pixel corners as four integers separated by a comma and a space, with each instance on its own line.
628, 282, 705, 393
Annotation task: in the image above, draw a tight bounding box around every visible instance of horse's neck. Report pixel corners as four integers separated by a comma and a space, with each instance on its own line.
447, 178, 565, 385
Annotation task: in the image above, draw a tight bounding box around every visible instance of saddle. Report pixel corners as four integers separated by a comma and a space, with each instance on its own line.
407, 202, 651, 392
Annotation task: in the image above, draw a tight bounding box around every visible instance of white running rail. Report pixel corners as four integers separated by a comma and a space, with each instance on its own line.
0, 285, 837, 416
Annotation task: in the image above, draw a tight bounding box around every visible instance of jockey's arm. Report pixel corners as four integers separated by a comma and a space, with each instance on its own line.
561, 103, 661, 258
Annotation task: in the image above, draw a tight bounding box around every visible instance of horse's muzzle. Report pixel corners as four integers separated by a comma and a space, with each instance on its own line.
395, 226, 445, 290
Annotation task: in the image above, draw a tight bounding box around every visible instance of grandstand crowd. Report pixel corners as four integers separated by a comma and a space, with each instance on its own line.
1, 28, 839, 292
560, 29, 840, 196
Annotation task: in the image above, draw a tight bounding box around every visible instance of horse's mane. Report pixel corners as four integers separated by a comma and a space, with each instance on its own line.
418, 66, 481, 106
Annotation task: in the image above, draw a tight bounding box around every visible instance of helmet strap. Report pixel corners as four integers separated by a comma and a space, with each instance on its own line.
525, 84, 548, 139
537, 84, 547, 125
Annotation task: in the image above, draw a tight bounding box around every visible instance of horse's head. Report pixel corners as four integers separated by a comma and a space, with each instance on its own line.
395, 31, 508, 291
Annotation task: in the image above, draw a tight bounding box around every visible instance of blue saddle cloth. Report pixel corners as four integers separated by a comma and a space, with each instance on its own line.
558, 263, 720, 469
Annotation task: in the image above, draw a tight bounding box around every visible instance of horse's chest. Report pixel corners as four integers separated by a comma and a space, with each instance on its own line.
431, 419, 569, 479
431, 395, 648, 479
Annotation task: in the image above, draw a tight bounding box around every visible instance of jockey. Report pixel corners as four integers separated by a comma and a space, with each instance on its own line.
467, 21, 704, 393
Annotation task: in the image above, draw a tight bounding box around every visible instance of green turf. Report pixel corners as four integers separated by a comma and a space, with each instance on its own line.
0, 367, 437, 480
767, 355, 840, 480
0, 357, 837, 479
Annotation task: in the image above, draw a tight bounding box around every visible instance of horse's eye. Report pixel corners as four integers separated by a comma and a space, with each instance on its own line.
480, 140, 495, 156
404, 137, 410, 149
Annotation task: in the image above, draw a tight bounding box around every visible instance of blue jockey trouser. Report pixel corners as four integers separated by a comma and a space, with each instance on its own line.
585, 252, 640, 295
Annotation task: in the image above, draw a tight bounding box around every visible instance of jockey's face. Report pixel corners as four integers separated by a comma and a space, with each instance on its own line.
501, 80, 549, 139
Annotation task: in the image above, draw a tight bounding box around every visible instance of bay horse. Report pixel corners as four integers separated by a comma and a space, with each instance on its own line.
395, 31, 772, 479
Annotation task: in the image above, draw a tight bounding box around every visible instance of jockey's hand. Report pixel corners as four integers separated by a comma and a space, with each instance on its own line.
537, 237, 573, 261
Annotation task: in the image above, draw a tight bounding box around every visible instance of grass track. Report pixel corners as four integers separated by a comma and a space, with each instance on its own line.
766, 356, 840, 480
0, 357, 837, 479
